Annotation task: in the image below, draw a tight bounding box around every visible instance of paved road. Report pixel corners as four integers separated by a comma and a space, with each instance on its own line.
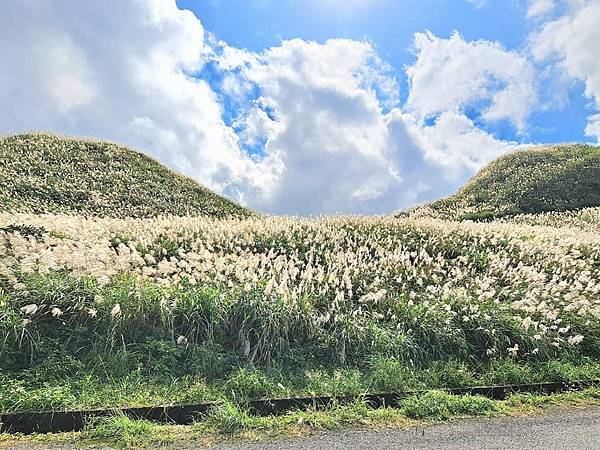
214, 407, 600, 450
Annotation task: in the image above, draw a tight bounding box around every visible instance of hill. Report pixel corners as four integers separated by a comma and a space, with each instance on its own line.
425, 143, 600, 220
0, 133, 252, 218
2, 138, 600, 438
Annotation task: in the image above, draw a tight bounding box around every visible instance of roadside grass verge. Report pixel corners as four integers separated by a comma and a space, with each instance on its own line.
2, 358, 600, 414
3, 388, 600, 449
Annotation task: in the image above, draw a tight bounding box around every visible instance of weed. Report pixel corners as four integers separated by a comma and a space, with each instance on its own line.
83, 413, 172, 448
204, 401, 252, 435
401, 391, 499, 420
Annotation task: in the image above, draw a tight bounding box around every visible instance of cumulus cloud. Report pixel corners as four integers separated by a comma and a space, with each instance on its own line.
402, 112, 516, 174
530, 0, 600, 140
586, 114, 600, 138
405, 31, 537, 131
1, 0, 535, 214
216, 33, 525, 213
217, 38, 407, 214
384, 110, 517, 208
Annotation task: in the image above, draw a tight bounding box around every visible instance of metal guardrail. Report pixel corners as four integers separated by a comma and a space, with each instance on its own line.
2, 379, 599, 434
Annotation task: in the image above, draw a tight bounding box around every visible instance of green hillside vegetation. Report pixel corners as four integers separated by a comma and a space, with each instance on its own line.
426, 144, 600, 220
0, 133, 252, 218
2, 135, 600, 442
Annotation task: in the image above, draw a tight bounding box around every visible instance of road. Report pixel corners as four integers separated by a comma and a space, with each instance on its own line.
214, 406, 600, 450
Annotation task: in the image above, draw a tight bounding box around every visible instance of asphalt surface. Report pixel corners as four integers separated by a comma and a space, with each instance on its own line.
214, 406, 600, 450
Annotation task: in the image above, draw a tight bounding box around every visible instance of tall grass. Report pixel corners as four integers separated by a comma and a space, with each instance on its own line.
1, 210, 599, 412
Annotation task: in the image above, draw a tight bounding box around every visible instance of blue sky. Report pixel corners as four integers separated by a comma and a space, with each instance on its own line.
1, 0, 599, 214
181, 0, 592, 145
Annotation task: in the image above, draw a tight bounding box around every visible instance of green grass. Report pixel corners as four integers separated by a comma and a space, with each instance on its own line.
82, 413, 174, 448
2, 355, 600, 415
0, 132, 252, 218
0, 272, 598, 414
2, 269, 591, 375
400, 390, 499, 420
198, 398, 377, 436
422, 144, 600, 219
2, 269, 600, 415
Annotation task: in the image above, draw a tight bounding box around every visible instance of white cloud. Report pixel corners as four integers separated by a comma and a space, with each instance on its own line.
405, 31, 537, 132
384, 109, 517, 208
527, 0, 556, 18
586, 114, 600, 139
402, 112, 516, 175
219, 38, 406, 214
531, 0, 600, 140
217, 35, 521, 213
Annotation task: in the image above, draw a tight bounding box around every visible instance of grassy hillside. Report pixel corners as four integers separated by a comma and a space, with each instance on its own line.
0, 133, 252, 218
427, 144, 600, 220
2, 135, 600, 437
